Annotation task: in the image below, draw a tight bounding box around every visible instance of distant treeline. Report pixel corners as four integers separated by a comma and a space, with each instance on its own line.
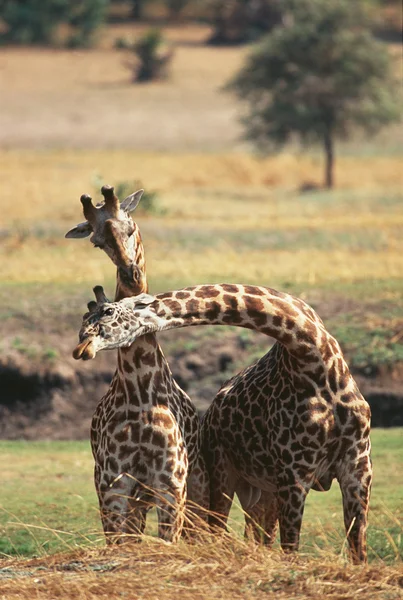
0, 0, 400, 47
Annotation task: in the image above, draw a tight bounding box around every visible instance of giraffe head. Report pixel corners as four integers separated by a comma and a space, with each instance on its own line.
65, 185, 146, 296
73, 285, 157, 360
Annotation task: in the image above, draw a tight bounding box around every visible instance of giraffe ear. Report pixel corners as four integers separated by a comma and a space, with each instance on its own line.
120, 189, 144, 213
65, 221, 92, 239
133, 293, 156, 309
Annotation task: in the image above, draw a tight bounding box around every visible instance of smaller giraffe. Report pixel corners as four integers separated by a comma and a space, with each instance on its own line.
73, 283, 372, 563
66, 186, 209, 543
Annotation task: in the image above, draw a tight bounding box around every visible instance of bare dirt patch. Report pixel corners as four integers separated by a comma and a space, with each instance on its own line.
0, 24, 244, 151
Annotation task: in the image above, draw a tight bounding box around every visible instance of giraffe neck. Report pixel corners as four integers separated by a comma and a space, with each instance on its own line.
110, 226, 170, 409
146, 284, 341, 367
115, 333, 173, 409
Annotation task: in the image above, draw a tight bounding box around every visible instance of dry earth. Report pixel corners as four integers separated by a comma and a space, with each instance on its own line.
0, 24, 245, 151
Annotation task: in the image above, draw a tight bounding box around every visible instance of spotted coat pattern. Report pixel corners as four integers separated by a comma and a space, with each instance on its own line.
74, 283, 372, 562
66, 187, 209, 543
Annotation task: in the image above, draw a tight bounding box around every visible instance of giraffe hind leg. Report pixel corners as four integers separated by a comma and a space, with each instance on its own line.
337, 453, 372, 564
244, 489, 278, 547
184, 454, 210, 537
276, 469, 311, 554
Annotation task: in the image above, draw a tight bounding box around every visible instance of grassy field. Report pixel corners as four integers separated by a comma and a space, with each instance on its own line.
0, 430, 402, 562
0, 431, 402, 598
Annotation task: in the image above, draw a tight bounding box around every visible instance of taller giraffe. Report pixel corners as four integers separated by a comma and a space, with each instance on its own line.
73, 283, 372, 563
65, 186, 209, 542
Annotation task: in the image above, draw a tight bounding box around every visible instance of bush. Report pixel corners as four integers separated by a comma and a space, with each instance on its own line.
128, 28, 173, 82
0, 0, 108, 46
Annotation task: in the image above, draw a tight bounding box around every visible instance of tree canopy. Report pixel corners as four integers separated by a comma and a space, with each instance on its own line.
228, 0, 401, 187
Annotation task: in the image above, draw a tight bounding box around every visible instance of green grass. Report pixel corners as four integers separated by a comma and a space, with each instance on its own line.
0, 431, 402, 562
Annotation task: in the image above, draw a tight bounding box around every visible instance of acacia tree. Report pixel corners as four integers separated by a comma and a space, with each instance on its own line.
228, 0, 400, 188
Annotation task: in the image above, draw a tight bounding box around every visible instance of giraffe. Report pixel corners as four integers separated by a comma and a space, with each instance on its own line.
65, 186, 209, 543
72, 283, 372, 563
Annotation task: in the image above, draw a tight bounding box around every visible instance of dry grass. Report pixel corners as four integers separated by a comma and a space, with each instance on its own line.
0, 536, 402, 600
1, 149, 402, 289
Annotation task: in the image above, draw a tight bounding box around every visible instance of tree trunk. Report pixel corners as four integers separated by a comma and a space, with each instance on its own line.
131, 0, 143, 21
323, 128, 334, 189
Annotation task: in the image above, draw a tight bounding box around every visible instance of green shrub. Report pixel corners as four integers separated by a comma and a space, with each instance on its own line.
130, 28, 173, 82
0, 0, 108, 46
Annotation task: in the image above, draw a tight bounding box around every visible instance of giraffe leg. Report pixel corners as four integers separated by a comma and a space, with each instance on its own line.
338, 453, 372, 564
276, 470, 310, 553
96, 470, 149, 544
244, 489, 278, 547
184, 453, 210, 536
155, 486, 186, 543
207, 455, 237, 532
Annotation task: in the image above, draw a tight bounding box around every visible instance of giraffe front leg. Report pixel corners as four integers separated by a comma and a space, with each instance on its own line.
97, 472, 148, 544
155, 485, 187, 543
244, 489, 279, 547
338, 453, 372, 564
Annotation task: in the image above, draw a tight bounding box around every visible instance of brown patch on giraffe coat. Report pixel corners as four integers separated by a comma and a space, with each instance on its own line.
125, 380, 140, 405
221, 284, 240, 295
162, 299, 182, 314
153, 412, 174, 429
272, 314, 283, 328
205, 301, 221, 321
123, 360, 134, 374
115, 429, 129, 443
243, 285, 266, 296
327, 362, 338, 394
175, 291, 191, 300
152, 430, 167, 448
185, 298, 201, 316
115, 395, 125, 409
244, 297, 268, 327
195, 285, 221, 298
139, 373, 153, 404
133, 347, 156, 369
118, 444, 134, 460
153, 371, 166, 394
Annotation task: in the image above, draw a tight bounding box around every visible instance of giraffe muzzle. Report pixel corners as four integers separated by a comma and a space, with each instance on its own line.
72, 338, 97, 361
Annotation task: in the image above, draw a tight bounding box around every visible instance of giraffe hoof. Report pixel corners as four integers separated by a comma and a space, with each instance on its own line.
72, 339, 96, 360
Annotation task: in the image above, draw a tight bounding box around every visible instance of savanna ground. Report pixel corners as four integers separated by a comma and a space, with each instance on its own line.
0, 16, 402, 599
0, 430, 402, 598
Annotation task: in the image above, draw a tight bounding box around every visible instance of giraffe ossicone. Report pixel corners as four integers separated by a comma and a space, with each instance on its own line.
73, 282, 372, 563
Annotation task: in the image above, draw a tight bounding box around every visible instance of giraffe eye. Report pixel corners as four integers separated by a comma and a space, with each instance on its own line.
103, 307, 114, 317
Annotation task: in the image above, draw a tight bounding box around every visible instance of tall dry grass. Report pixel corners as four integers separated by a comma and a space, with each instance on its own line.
0, 531, 402, 600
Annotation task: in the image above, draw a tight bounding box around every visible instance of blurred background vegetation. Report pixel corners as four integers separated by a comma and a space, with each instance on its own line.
0, 0, 401, 429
